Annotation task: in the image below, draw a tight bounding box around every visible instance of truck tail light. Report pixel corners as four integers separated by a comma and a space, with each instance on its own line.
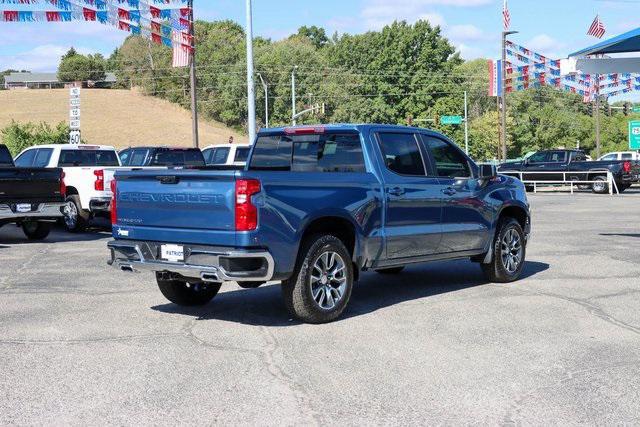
94, 169, 104, 191
60, 171, 66, 198
623, 161, 632, 173
235, 179, 261, 231
110, 179, 117, 226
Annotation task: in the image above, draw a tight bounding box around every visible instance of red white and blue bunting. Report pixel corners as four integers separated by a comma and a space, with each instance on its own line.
0, 0, 193, 52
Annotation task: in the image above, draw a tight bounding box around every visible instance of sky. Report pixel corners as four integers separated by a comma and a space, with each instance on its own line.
0, 0, 638, 73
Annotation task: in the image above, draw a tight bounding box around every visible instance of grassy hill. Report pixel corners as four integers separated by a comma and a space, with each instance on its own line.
0, 89, 245, 149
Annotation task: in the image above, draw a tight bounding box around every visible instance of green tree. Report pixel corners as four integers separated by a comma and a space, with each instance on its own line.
58, 50, 107, 83
1, 121, 71, 156
292, 26, 330, 49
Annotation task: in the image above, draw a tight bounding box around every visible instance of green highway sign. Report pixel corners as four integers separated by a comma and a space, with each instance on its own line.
629, 121, 640, 150
440, 115, 463, 125
633, 106, 640, 113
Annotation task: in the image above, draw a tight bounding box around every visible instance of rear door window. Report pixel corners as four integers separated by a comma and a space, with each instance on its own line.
377, 132, 426, 176
210, 147, 230, 165
33, 148, 53, 167
548, 151, 567, 163
621, 153, 633, 160
14, 149, 37, 167
234, 147, 251, 163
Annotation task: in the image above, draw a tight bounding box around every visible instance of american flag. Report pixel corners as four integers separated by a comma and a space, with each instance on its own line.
587, 15, 606, 39
503, 0, 511, 31
172, 31, 191, 68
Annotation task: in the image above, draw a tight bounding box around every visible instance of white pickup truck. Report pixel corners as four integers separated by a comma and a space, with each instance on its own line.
14, 144, 122, 232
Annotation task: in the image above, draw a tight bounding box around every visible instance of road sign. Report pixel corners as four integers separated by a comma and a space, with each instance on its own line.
70, 87, 81, 97
70, 98, 81, 107
630, 121, 640, 150
70, 109, 80, 119
440, 115, 463, 125
69, 130, 81, 145
633, 106, 640, 113
70, 120, 81, 130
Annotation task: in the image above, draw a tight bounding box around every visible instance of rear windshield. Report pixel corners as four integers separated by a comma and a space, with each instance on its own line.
0, 146, 13, 166
58, 149, 120, 167
151, 149, 205, 167
249, 133, 365, 173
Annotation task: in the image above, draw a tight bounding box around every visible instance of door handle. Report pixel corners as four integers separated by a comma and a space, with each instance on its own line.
387, 187, 405, 196
442, 187, 457, 196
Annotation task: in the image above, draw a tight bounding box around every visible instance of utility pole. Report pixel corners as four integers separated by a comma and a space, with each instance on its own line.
500, 30, 518, 161
257, 73, 269, 128
464, 90, 469, 154
291, 66, 298, 125
245, 0, 256, 144
188, 0, 199, 148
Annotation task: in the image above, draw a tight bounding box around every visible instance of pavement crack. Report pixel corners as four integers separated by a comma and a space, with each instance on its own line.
0, 332, 182, 346
0, 242, 53, 290
259, 326, 319, 426
180, 318, 261, 356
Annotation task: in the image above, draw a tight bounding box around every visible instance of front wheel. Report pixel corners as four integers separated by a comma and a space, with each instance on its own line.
156, 274, 221, 306
481, 218, 526, 283
282, 234, 354, 324
22, 221, 51, 240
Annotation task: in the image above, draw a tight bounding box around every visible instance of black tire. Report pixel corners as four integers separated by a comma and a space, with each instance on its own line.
63, 195, 90, 232
156, 274, 221, 306
591, 176, 609, 194
375, 266, 405, 275
282, 234, 354, 324
525, 185, 535, 193
21, 221, 51, 241
481, 218, 526, 283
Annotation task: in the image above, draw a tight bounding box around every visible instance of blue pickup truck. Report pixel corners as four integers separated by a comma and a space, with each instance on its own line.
107, 125, 531, 323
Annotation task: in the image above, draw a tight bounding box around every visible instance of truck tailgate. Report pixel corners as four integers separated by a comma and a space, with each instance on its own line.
114, 169, 237, 244
0, 167, 64, 204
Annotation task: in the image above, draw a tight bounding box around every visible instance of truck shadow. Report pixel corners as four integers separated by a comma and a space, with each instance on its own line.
0, 225, 111, 245
600, 233, 640, 239
151, 259, 549, 327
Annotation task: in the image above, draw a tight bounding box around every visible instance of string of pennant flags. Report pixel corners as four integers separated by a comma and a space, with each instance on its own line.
493, 40, 640, 102
0, 0, 193, 65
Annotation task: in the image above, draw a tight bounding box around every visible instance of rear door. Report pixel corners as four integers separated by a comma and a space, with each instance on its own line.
374, 131, 443, 259
544, 150, 569, 181
421, 136, 491, 253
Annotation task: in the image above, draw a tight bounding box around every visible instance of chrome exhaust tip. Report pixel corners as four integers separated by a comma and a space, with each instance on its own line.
200, 272, 220, 282
120, 264, 135, 273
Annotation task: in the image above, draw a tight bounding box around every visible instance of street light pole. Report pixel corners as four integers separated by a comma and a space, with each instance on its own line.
257, 73, 269, 129
291, 66, 298, 125
501, 30, 518, 161
245, 0, 256, 144
464, 90, 469, 155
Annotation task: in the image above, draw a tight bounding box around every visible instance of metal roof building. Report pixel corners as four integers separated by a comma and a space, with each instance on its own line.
3, 72, 117, 89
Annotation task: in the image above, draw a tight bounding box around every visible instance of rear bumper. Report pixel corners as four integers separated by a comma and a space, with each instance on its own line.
107, 240, 274, 283
89, 197, 111, 213
0, 202, 65, 221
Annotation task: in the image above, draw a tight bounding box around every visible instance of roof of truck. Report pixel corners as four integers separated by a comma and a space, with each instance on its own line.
259, 124, 446, 134
32, 144, 116, 151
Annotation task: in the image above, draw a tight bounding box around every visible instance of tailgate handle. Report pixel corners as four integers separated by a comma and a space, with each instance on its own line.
157, 176, 179, 185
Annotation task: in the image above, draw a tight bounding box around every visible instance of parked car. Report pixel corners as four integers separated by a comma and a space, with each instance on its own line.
201, 144, 251, 167
108, 125, 531, 324
598, 151, 640, 161
14, 144, 121, 232
0, 144, 66, 240
498, 149, 640, 193
118, 146, 206, 167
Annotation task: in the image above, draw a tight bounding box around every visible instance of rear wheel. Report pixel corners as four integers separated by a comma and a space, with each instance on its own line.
63, 195, 90, 232
591, 176, 609, 194
282, 234, 354, 324
375, 266, 405, 275
156, 274, 221, 306
21, 221, 51, 240
481, 218, 526, 283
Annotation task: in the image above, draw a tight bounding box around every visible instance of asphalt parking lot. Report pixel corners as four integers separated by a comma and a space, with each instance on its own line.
1, 189, 639, 425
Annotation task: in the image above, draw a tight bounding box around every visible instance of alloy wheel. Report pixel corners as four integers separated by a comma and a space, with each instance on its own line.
310, 251, 347, 310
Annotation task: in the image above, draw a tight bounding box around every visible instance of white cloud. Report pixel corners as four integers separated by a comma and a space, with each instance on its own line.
448, 24, 484, 41
455, 43, 486, 60
527, 34, 565, 52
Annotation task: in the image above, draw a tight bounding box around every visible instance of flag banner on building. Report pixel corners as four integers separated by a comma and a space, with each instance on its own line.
497, 41, 640, 102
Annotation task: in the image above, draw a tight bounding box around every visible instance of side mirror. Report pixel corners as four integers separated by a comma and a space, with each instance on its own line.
479, 164, 497, 179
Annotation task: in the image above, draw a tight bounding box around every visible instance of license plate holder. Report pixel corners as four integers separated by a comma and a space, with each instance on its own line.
16, 203, 33, 213
160, 244, 185, 263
